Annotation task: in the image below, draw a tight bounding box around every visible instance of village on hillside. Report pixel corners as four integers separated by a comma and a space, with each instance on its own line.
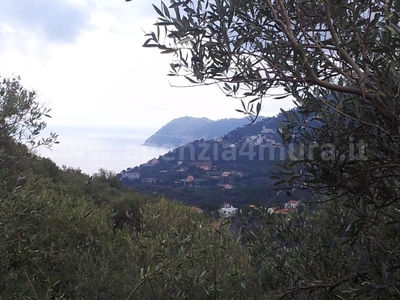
119, 125, 281, 189
118, 117, 310, 209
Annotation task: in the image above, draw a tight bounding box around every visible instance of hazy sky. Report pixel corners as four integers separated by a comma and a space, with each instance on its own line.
0, 0, 295, 130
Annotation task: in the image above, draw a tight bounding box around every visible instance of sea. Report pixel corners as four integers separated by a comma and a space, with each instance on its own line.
36, 126, 172, 176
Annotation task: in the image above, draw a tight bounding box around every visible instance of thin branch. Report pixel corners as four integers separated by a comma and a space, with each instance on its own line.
323, 0, 365, 84
280, 263, 400, 299
24, 271, 39, 300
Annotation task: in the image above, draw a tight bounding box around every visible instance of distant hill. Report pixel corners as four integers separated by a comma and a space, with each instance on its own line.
120, 112, 311, 208
143, 116, 251, 148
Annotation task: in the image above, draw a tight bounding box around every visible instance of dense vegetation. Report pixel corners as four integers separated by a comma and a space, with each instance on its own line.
2, 0, 400, 297
3, 126, 400, 299
2, 75, 400, 299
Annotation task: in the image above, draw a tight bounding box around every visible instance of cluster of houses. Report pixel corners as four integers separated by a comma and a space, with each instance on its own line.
218, 200, 301, 218
244, 126, 277, 146
119, 125, 279, 187
120, 159, 246, 189
267, 200, 301, 214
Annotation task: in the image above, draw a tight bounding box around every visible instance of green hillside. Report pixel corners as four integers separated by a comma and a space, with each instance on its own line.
120, 114, 310, 208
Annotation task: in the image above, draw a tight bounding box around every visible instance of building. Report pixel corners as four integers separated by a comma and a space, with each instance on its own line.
219, 184, 234, 189
219, 203, 238, 217
261, 126, 275, 134
274, 208, 292, 214
268, 206, 279, 214
188, 161, 213, 171
121, 172, 140, 180
285, 200, 300, 209
185, 175, 194, 183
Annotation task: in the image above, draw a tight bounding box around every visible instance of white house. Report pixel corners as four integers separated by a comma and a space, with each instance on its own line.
121, 172, 140, 180
219, 203, 238, 218
285, 200, 300, 209
268, 206, 279, 214
261, 126, 275, 134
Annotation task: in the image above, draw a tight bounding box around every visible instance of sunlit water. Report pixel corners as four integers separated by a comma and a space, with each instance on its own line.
36, 126, 172, 176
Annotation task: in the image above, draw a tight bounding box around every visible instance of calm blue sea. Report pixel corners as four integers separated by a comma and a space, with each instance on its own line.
37, 126, 172, 176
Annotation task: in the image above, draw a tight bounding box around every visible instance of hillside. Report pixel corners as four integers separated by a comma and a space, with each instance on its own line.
120, 113, 310, 207
4, 76, 399, 299
143, 116, 250, 148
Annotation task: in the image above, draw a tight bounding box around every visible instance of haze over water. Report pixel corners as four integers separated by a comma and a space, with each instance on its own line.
37, 126, 172, 175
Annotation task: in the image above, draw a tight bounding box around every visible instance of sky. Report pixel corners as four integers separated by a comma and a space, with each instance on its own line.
0, 0, 295, 132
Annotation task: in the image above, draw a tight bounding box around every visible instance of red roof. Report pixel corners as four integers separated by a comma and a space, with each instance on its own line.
275, 208, 295, 214
186, 175, 194, 182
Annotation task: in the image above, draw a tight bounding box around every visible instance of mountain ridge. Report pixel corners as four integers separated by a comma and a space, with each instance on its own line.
143, 116, 251, 148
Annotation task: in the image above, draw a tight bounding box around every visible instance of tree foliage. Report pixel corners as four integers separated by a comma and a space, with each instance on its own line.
0, 75, 252, 299
2, 70, 400, 298
142, 0, 400, 297
0, 76, 59, 193
143, 0, 400, 201
0, 76, 58, 149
